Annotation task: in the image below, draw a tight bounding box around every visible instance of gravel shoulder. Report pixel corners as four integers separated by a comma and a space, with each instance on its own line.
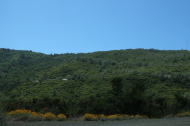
9, 117, 190, 126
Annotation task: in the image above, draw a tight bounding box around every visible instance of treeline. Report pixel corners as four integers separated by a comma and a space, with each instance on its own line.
0, 48, 190, 118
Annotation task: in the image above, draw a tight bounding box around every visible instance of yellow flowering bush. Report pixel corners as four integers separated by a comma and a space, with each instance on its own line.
98, 114, 107, 121
57, 114, 67, 121
107, 114, 120, 120
134, 114, 148, 119
6, 109, 67, 121
83, 114, 148, 121
7, 109, 32, 116
7, 109, 33, 121
83, 114, 99, 121
7, 109, 149, 121
29, 112, 44, 121
176, 112, 190, 117
42, 113, 56, 121
121, 114, 131, 120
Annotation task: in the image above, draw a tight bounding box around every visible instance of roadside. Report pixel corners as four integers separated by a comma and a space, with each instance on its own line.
8, 117, 190, 126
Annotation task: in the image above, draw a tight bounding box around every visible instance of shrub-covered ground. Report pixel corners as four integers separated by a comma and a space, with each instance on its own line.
4, 109, 190, 126
1, 49, 190, 118
8, 117, 190, 126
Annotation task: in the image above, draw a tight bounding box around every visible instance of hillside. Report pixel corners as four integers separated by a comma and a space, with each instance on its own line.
0, 48, 190, 117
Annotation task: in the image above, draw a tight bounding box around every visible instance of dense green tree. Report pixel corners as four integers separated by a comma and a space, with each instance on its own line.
111, 77, 123, 97
1, 48, 190, 117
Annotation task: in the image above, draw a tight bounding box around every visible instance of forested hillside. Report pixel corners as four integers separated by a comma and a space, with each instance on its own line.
0, 48, 190, 118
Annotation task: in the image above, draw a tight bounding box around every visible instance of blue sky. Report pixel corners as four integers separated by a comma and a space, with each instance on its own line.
1, 0, 190, 54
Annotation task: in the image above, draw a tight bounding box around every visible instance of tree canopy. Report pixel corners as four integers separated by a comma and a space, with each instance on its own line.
0, 48, 190, 117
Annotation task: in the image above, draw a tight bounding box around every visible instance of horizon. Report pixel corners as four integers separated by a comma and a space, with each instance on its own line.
1, 0, 190, 54
1, 47, 189, 55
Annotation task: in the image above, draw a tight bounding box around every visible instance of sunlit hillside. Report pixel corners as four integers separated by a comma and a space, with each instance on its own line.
0, 48, 190, 118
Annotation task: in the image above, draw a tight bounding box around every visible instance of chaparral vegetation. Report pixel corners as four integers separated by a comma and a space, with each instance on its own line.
0, 48, 190, 120
6, 109, 66, 121
83, 113, 148, 121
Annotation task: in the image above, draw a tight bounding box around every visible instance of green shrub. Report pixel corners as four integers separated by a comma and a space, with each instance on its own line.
0, 113, 7, 126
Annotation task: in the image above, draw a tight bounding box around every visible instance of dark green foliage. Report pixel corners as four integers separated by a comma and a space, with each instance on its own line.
111, 77, 123, 96
1, 48, 190, 117
0, 113, 7, 126
0, 93, 8, 126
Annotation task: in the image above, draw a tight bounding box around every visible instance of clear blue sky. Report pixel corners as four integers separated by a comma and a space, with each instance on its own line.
1, 0, 190, 54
